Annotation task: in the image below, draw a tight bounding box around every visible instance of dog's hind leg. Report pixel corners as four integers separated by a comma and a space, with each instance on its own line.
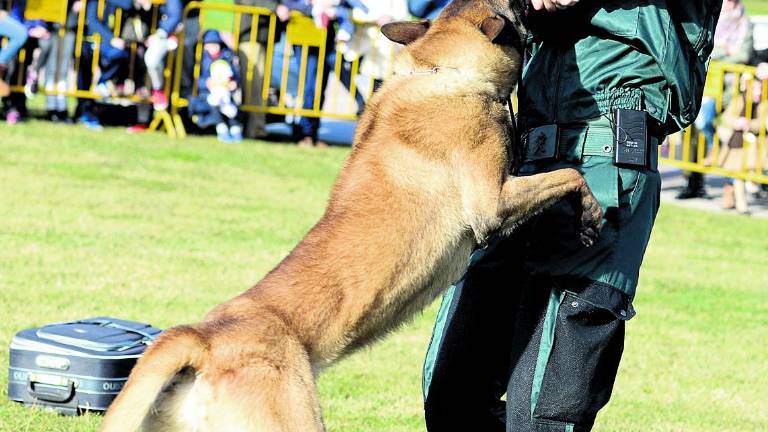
202, 341, 324, 432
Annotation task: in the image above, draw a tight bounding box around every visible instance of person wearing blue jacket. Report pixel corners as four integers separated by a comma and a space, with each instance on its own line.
1, 0, 49, 123
0, 3, 27, 98
407, 0, 450, 19
188, 30, 244, 143
85, 0, 132, 97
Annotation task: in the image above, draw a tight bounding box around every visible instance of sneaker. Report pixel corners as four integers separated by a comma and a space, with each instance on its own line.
96, 82, 113, 99
675, 188, 708, 200
79, 114, 103, 131
152, 90, 169, 111
6, 110, 20, 125
126, 124, 148, 133
216, 123, 231, 142
229, 125, 243, 143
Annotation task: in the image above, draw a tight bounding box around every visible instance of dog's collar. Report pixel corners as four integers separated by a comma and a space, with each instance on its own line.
398, 66, 461, 76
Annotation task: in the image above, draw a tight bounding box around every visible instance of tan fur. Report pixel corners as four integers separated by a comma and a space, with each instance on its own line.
100, 2, 602, 431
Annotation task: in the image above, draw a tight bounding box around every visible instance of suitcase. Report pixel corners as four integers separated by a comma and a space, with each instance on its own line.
7, 317, 162, 415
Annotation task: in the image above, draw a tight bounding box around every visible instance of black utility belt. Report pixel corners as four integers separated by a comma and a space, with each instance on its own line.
522, 109, 661, 170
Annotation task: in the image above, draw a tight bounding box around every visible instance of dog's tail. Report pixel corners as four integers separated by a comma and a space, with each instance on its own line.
99, 325, 207, 432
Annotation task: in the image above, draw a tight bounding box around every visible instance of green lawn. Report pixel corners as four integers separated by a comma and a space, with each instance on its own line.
0, 123, 767, 431
746, 0, 768, 16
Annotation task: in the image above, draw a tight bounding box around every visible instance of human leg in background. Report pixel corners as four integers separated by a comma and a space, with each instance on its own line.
0, 12, 28, 97
144, 33, 171, 110
96, 42, 129, 96
238, 40, 268, 139
179, 15, 200, 97
75, 41, 101, 129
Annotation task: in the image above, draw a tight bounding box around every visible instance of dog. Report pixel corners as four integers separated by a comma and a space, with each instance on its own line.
100, 1, 602, 430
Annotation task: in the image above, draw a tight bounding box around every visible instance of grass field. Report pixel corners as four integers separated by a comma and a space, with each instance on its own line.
746, 0, 768, 16
0, 122, 767, 432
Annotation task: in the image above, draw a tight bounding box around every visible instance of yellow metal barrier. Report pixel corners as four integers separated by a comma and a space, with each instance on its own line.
662, 61, 768, 185
2, 0, 177, 134
6, 2, 764, 188
168, 1, 396, 138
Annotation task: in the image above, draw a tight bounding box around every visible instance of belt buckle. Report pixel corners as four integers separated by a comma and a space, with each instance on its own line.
524, 125, 559, 163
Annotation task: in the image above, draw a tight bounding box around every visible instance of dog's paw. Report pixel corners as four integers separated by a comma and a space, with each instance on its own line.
579, 192, 603, 247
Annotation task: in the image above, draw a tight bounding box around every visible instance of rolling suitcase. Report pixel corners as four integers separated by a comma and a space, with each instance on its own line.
7, 317, 162, 415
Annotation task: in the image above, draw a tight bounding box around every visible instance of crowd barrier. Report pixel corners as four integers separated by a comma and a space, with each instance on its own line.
4, 0, 173, 110
2, 2, 767, 185
167, 1, 395, 138
662, 61, 768, 184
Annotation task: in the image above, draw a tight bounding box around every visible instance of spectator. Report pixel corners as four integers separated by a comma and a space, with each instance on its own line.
235, 0, 282, 139
85, 0, 132, 98
2, 0, 49, 124
714, 70, 767, 215
337, 0, 408, 110
681, 0, 754, 199
282, 0, 334, 148
407, 0, 449, 20
0, 3, 27, 98
139, 0, 184, 111
116, 2, 155, 132
35, 1, 81, 122
311, 0, 365, 42
188, 30, 243, 143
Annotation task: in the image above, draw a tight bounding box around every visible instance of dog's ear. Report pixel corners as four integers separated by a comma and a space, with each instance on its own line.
381, 20, 431, 45
480, 15, 506, 42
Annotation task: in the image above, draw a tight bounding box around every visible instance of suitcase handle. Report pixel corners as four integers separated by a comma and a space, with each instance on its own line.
27, 380, 75, 403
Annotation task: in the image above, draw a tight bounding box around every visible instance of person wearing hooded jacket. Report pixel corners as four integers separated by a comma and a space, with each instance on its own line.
188, 29, 244, 143
422, 1, 723, 431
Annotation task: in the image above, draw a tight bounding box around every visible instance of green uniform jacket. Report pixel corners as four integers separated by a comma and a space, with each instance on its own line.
520, 0, 723, 134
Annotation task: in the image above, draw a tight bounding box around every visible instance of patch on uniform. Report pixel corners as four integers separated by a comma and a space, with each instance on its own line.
525, 125, 559, 162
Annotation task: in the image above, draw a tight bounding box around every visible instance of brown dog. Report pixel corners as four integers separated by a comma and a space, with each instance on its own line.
100, 1, 601, 431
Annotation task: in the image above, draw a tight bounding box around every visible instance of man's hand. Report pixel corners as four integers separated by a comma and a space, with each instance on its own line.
29, 26, 50, 39
276, 4, 291, 22
111, 37, 126, 50
530, 0, 579, 12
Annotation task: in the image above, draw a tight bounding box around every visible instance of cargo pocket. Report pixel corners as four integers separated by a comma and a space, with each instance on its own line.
532, 288, 629, 426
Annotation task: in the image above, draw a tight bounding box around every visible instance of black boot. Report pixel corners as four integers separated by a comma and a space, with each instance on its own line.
676, 172, 707, 199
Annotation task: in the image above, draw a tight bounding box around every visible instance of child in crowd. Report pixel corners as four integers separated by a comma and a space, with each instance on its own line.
188, 30, 243, 143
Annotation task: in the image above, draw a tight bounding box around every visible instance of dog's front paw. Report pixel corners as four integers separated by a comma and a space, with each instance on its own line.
579, 190, 603, 247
